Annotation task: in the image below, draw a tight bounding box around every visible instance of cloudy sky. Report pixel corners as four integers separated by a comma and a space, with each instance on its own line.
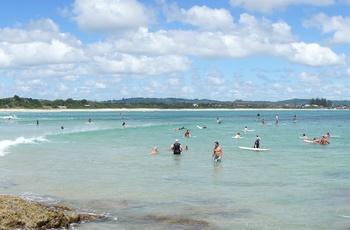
1, 0, 350, 101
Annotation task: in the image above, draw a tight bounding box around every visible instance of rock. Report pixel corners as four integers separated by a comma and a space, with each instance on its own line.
0, 195, 105, 229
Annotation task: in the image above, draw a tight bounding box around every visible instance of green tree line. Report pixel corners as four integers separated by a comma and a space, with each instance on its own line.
0, 95, 340, 109
308, 98, 332, 107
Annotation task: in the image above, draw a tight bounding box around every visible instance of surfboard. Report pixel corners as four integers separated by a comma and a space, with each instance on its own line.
242, 129, 255, 132
303, 140, 317, 144
238, 146, 270, 151
197, 125, 203, 129
232, 136, 244, 139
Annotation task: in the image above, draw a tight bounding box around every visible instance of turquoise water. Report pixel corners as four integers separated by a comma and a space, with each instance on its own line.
0, 109, 349, 229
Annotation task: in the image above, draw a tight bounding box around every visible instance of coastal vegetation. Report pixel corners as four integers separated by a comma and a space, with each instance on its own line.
0, 95, 347, 110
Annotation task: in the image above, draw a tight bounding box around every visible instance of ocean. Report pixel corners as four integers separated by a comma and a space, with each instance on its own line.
0, 109, 349, 229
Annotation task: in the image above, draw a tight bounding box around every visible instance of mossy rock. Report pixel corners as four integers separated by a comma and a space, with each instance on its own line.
0, 195, 105, 229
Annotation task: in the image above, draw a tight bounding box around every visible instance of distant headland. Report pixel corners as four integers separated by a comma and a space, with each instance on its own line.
0, 95, 349, 110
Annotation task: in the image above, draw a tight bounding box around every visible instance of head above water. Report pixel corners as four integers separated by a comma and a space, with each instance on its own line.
175, 139, 179, 142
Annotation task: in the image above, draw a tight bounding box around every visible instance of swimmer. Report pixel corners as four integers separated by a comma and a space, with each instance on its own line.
150, 147, 158, 154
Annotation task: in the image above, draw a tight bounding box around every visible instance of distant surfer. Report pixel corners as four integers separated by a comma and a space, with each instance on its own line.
244, 126, 248, 132
173, 126, 185, 130
302, 133, 308, 139
212, 141, 222, 162
254, 135, 260, 148
275, 115, 279, 125
234, 133, 241, 138
171, 139, 182, 155
36, 120, 39, 125
257, 113, 260, 119
325, 132, 331, 138
184, 129, 190, 138
61, 126, 64, 129
216, 117, 221, 124
293, 114, 297, 123
262, 119, 265, 124
122, 122, 126, 127
88, 118, 92, 123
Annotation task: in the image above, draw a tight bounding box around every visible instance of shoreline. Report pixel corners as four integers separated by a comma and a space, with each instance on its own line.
0, 108, 338, 113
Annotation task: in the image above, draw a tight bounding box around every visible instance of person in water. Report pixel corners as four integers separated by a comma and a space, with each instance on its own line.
320, 136, 330, 145
275, 115, 279, 125
184, 130, 190, 137
254, 135, 260, 148
234, 133, 241, 138
262, 119, 266, 124
171, 139, 182, 155
150, 147, 158, 154
212, 141, 223, 162
313, 138, 321, 143
302, 133, 308, 139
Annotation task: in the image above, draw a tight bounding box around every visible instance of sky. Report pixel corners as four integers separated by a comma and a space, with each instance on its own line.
0, 0, 350, 102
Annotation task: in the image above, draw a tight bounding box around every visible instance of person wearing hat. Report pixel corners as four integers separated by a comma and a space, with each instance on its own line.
171, 139, 182, 155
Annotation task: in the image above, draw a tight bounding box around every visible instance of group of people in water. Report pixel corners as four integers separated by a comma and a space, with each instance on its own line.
302, 133, 331, 145
149, 114, 331, 160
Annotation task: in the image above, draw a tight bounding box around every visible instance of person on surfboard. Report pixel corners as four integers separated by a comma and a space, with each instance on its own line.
254, 135, 260, 148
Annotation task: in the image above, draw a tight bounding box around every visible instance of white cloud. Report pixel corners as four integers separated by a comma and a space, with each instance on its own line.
298, 72, 321, 83
164, 4, 234, 30
72, 0, 153, 32
281, 42, 344, 66
303, 13, 350, 44
0, 19, 85, 68
90, 54, 191, 76
229, 0, 335, 13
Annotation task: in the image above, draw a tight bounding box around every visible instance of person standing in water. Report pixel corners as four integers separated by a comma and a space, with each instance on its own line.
171, 139, 182, 155
212, 141, 223, 162
275, 115, 279, 125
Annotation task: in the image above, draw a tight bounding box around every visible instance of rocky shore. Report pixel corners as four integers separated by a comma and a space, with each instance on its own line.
0, 195, 105, 229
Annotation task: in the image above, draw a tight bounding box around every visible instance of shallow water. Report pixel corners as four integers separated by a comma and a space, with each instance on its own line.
0, 110, 349, 229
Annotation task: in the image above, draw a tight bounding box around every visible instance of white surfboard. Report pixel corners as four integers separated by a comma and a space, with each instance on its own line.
242, 129, 255, 132
238, 146, 270, 151
232, 136, 244, 139
303, 140, 318, 144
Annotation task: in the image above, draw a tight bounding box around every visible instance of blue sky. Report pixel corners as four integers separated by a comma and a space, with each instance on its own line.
0, 0, 350, 101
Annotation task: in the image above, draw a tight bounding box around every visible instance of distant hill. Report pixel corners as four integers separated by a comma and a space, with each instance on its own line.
111, 97, 350, 106
1, 96, 350, 109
